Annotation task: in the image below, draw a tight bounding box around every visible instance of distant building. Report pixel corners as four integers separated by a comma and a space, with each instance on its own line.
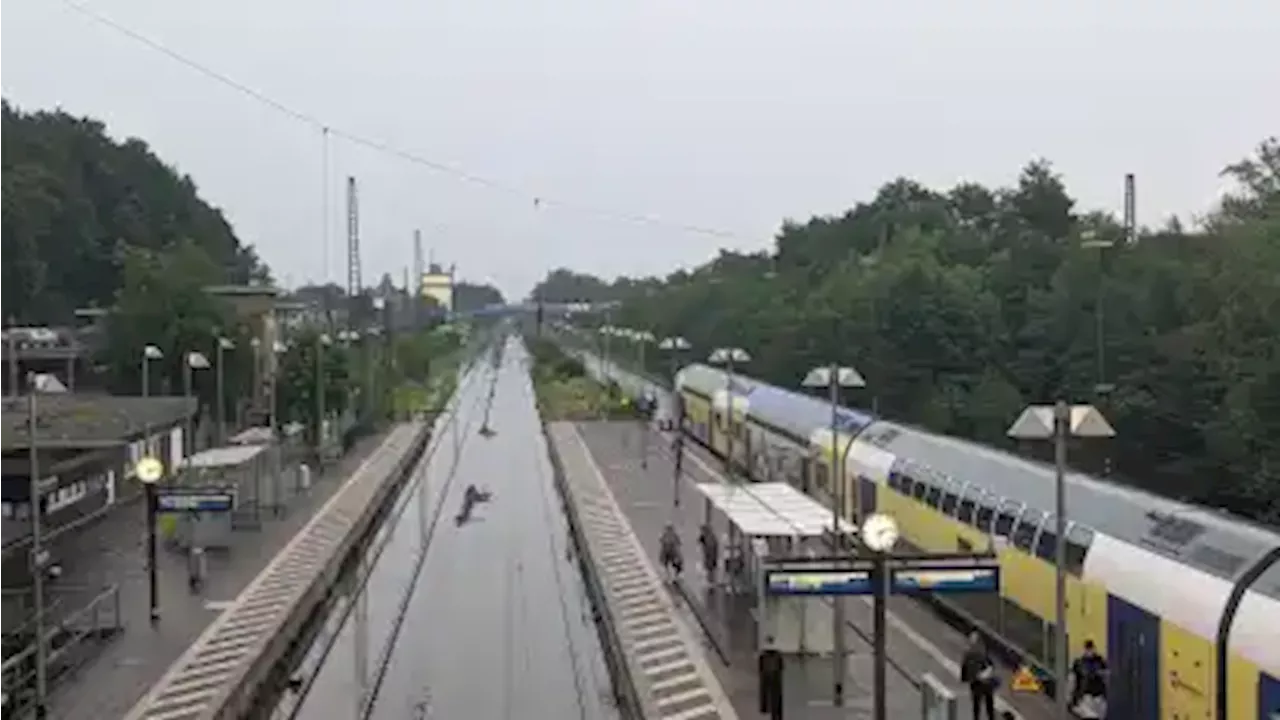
2, 325, 99, 395
420, 264, 454, 314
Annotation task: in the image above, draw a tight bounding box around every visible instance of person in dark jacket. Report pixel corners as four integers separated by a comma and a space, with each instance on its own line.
758, 636, 784, 720
1070, 639, 1109, 718
960, 632, 998, 720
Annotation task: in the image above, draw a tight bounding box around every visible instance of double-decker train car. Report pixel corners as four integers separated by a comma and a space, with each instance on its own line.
673, 361, 1280, 720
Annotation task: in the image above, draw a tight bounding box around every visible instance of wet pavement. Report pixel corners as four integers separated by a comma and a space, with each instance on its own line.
289, 337, 617, 720
42, 429, 393, 720
575, 420, 1053, 720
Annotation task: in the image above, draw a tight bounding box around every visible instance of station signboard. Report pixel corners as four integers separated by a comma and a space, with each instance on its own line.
156, 487, 235, 513
764, 560, 1000, 597
766, 568, 872, 596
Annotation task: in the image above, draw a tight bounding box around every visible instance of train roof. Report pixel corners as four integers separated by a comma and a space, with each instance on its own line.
861, 421, 1280, 597
674, 363, 758, 398
676, 363, 875, 442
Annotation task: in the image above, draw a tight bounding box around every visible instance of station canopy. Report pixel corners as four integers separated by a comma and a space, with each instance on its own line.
182, 444, 268, 469
694, 482, 858, 538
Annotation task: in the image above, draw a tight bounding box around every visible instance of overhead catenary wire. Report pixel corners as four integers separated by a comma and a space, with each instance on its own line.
54, 0, 751, 243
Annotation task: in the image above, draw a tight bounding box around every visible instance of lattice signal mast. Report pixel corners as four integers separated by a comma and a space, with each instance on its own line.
346, 176, 361, 301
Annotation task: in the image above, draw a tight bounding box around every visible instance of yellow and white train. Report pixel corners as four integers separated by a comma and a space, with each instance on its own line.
671, 362, 1280, 720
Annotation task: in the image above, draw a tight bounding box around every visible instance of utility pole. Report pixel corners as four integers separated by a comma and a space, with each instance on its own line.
413, 229, 424, 331
321, 128, 332, 330
346, 176, 361, 331
1124, 173, 1137, 246
27, 375, 49, 718
7, 317, 18, 398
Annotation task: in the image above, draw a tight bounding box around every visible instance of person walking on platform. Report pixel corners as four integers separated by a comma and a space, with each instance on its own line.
698, 523, 719, 586
659, 523, 683, 582
960, 632, 998, 720
758, 636, 784, 720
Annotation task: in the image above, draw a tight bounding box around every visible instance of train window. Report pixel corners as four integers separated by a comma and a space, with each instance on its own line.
1034, 517, 1057, 560
1011, 515, 1039, 551
1064, 526, 1094, 575
976, 502, 996, 532
924, 486, 942, 508
941, 492, 959, 515
911, 478, 929, 501
994, 505, 1018, 537
889, 472, 908, 493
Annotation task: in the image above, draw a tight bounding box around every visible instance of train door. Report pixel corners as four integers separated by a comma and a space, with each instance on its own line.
857, 474, 876, 523
800, 457, 812, 494
1107, 595, 1160, 720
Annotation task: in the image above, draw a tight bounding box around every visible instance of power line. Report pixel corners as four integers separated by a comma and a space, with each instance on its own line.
55, 0, 750, 243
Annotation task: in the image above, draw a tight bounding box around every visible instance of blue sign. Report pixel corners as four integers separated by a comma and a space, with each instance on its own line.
765, 561, 1000, 596
156, 488, 234, 513
890, 565, 1000, 595
766, 569, 872, 596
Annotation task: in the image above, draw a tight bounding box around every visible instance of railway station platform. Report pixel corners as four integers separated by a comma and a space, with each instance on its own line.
571, 420, 1060, 720
550, 422, 738, 720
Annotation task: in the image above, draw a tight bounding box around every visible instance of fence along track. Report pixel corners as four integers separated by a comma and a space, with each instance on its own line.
123, 421, 429, 720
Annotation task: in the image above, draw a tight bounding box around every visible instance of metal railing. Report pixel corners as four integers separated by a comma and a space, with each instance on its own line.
2, 584, 122, 718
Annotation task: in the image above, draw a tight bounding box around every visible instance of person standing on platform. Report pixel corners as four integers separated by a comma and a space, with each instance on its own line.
961, 632, 998, 720
698, 523, 719, 586
759, 636, 785, 720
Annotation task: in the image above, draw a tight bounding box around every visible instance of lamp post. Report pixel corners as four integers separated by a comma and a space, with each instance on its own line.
141, 344, 163, 397
315, 333, 332, 462
271, 341, 287, 432
136, 455, 165, 624
249, 337, 262, 425
802, 363, 866, 707
25, 373, 57, 718
657, 336, 691, 385
708, 347, 750, 479
214, 336, 234, 445
1007, 401, 1115, 719
861, 512, 901, 720
183, 352, 211, 457
1081, 233, 1116, 475
633, 329, 654, 376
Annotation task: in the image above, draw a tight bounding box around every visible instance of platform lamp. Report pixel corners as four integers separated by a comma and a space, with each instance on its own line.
1007, 402, 1115, 719
136, 455, 165, 625
802, 363, 866, 708
183, 351, 211, 456
214, 336, 234, 445
861, 512, 901, 720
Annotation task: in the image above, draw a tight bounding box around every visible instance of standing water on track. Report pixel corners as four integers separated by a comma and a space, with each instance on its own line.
280, 335, 618, 720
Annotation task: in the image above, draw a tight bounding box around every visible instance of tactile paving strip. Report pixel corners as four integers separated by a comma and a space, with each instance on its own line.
552, 423, 737, 720
124, 421, 427, 720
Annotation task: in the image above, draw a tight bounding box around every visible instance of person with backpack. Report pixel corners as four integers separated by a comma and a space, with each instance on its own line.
960, 632, 999, 720
1070, 640, 1109, 718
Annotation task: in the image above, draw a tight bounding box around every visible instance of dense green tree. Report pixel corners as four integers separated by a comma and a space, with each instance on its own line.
2, 102, 270, 324
103, 240, 256, 410
548, 139, 1280, 524
275, 328, 353, 443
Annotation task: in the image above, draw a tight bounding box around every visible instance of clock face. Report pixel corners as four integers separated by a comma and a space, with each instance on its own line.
861, 514, 899, 551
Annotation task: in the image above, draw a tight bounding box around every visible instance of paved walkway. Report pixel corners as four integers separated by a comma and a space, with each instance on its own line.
575, 420, 1057, 720
44, 431, 391, 720
550, 421, 737, 720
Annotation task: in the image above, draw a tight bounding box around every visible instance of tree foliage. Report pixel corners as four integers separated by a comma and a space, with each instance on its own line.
103, 240, 256, 408
2, 102, 269, 323
276, 328, 353, 442
550, 140, 1280, 525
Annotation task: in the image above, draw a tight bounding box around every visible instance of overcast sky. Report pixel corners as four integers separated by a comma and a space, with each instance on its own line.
4, 0, 1277, 300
